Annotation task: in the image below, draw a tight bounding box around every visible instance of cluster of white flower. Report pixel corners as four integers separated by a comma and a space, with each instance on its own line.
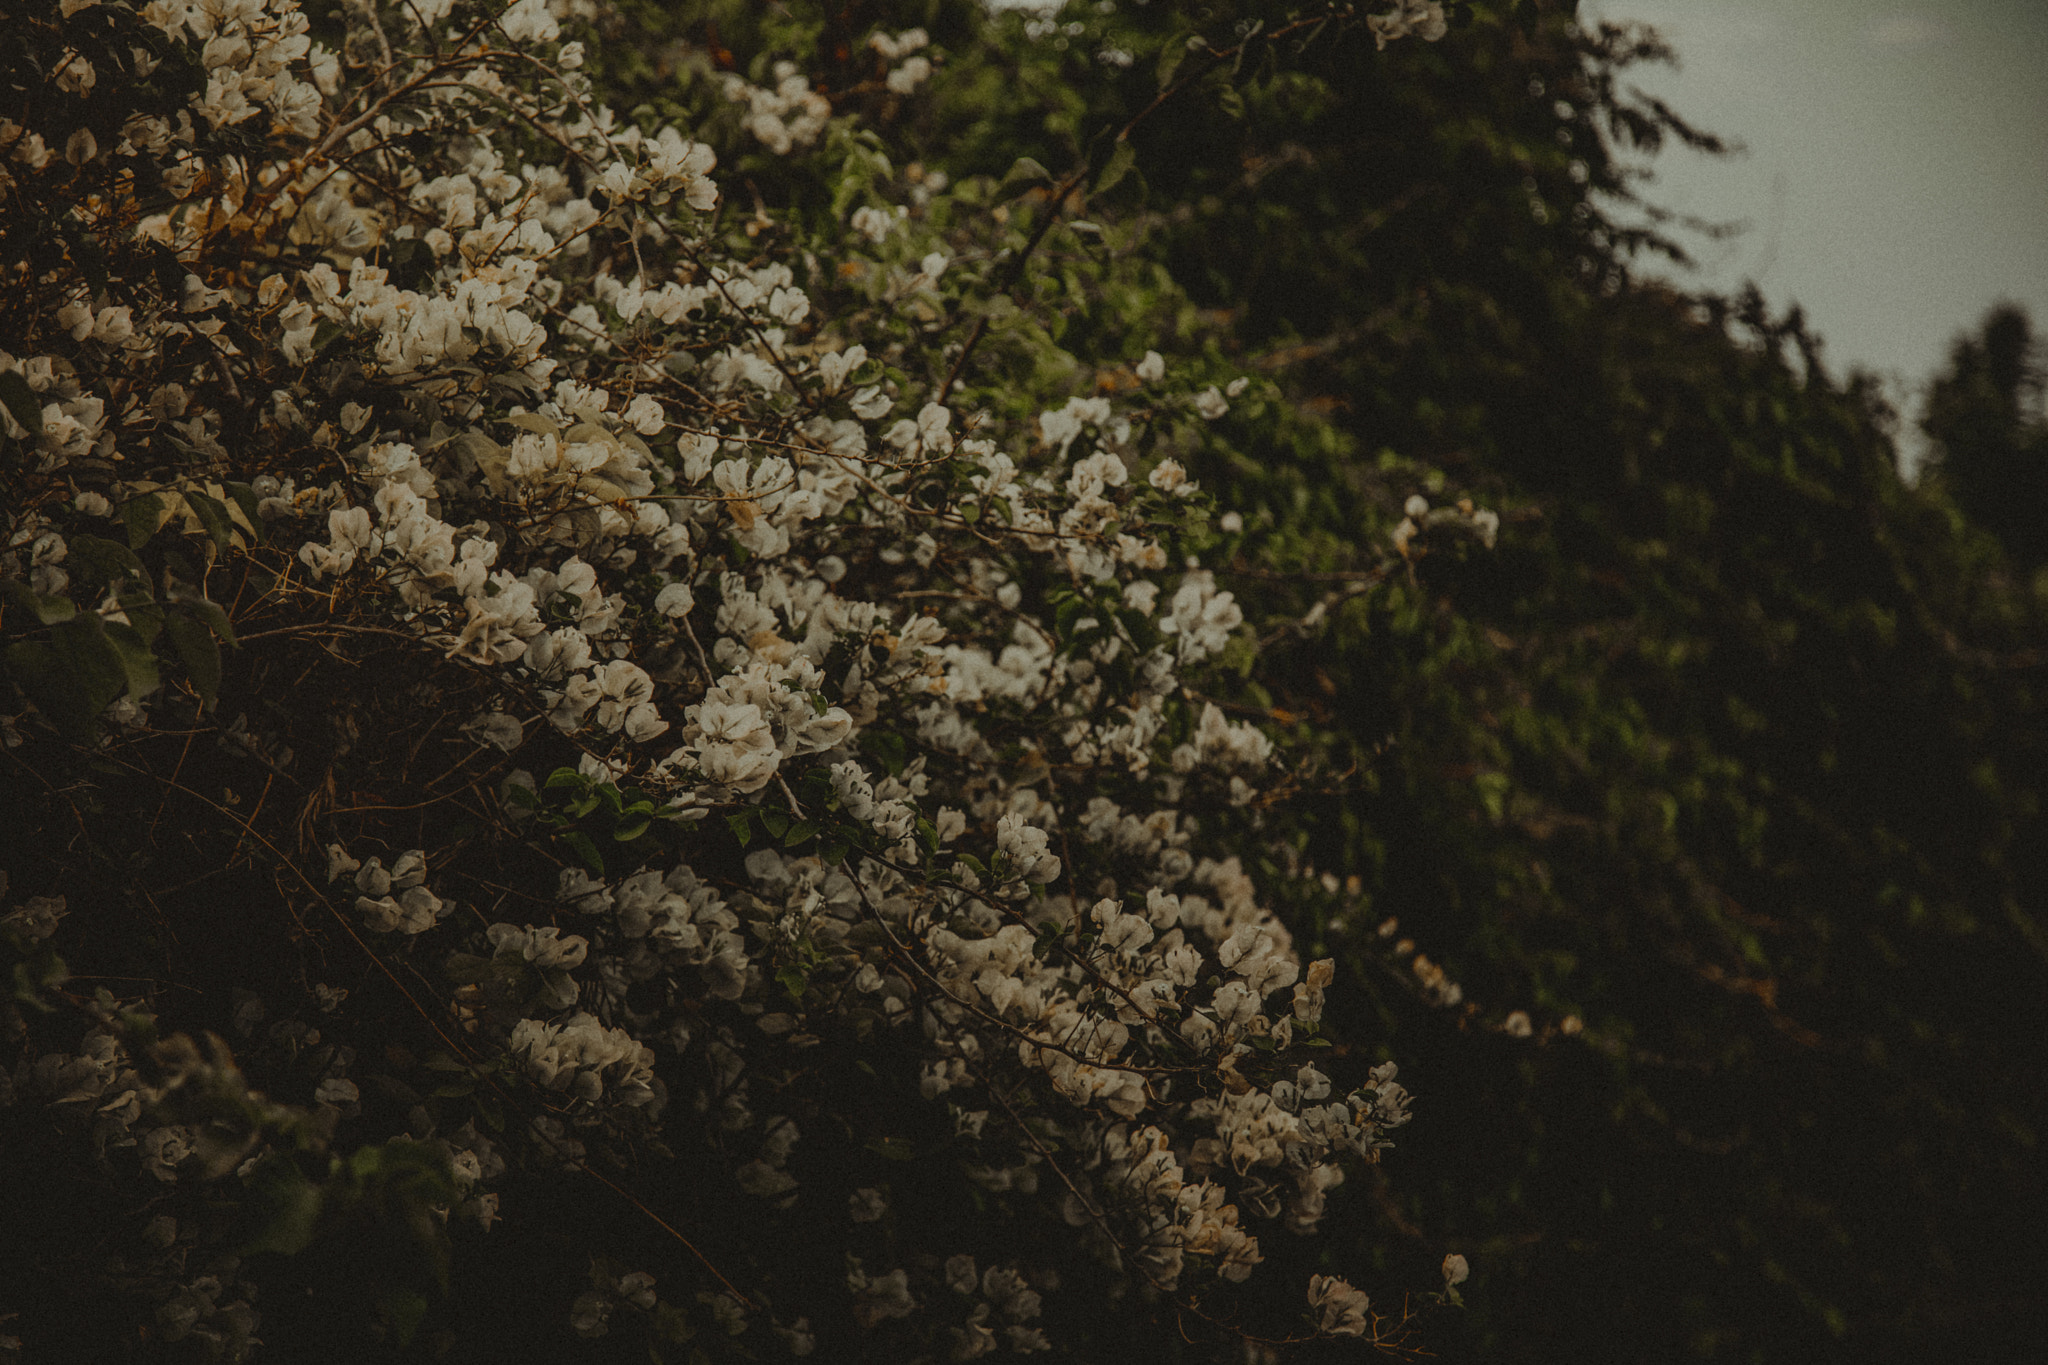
850, 203, 906, 244
1160, 571, 1246, 664
1391, 491, 1502, 555
938, 1255, 1049, 1355
326, 845, 449, 934
870, 27, 934, 95
1099, 1123, 1264, 1286
570, 1267, 662, 1339
507, 1012, 658, 1105
670, 655, 853, 792
0, 350, 114, 479
1173, 701, 1275, 774
594, 126, 720, 212
723, 61, 832, 155
832, 760, 921, 855
1369, 0, 1451, 50
145, 0, 329, 136
1307, 1272, 1373, 1335
24, 1024, 157, 1162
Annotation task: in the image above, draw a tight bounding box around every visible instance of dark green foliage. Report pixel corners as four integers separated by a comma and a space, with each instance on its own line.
586, 2, 2048, 1359
1097, 12, 2048, 1359
1922, 303, 2048, 570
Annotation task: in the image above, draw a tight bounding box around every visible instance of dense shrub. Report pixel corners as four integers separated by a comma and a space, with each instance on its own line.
586, 3, 2048, 1361
0, 2, 1478, 1360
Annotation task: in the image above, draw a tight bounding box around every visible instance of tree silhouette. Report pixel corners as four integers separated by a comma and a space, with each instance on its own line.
1924, 304, 2048, 568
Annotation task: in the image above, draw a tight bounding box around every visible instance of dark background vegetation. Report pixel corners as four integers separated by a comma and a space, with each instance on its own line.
631, 1, 2048, 1359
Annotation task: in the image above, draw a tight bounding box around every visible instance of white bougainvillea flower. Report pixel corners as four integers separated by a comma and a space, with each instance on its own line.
0, 0, 1465, 1346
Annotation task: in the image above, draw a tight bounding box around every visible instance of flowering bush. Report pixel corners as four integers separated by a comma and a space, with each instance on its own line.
0, 1, 1482, 1358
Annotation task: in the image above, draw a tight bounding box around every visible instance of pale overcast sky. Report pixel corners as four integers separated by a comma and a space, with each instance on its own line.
1580, 0, 2048, 469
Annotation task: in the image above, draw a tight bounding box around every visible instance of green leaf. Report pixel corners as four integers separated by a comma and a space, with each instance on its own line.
727, 812, 753, 848
998, 156, 1053, 200
1156, 34, 1193, 90
776, 965, 807, 1003
121, 493, 168, 549
1093, 141, 1137, 198
10, 940, 69, 1011
104, 621, 161, 699
613, 818, 651, 842
6, 615, 127, 739
64, 534, 144, 587
563, 830, 603, 874
183, 490, 235, 551
1220, 628, 1258, 677
451, 432, 511, 493
309, 319, 345, 357
163, 610, 222, 704
1475, 770, 1511, 823
781, 819, 815, 848
223, 482, 264, 543
1, 579, 76, 625
1055, 595, 1087, 637
171, 591, 237, 647
544, 766, 586, 790
860, 729, 907, 777
121, 591, 163, 644
0, 370, 42, 437
761, 808, 790, 838
239, 1156, 325, 1257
